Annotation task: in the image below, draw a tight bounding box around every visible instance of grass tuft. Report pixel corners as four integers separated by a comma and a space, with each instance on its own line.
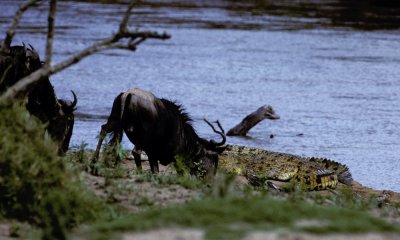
0, 104, 110, 239
84, 195, 398, 239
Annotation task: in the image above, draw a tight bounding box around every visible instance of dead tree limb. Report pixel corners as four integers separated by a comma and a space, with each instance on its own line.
0, 0, 42, 53
45, 0, 57, 66
0, 0, 170, 105
227, 105, 280, 136
119, 0, 135, 32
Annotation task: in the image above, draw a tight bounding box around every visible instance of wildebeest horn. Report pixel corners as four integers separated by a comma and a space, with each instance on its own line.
203, 118, 226, 146
28, 43, 35, 52
68, 90, 78, 110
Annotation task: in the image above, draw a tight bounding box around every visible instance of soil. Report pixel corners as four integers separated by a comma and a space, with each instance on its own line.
122, 229, 400, 240
83, 159, 203, 213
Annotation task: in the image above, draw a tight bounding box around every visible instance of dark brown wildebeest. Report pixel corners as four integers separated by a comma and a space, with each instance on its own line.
0, 44, 77, 155
93, 88, 226, 177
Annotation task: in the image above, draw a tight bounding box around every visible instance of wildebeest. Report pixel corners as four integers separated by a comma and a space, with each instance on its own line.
93, 88, 226, 177
0, 44, 77, 155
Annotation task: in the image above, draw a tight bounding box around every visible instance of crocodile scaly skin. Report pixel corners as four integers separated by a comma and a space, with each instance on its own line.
219, 145, 352, 191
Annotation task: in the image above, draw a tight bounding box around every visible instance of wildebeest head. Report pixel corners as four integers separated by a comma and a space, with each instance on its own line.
48, 91, 77, 155
0, 44, 42, 92
24, 44, 42, 73
191, 119, 226, 177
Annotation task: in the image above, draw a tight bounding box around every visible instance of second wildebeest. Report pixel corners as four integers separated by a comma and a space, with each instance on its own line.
0, 44, 77, 155
93, 88, 226, 177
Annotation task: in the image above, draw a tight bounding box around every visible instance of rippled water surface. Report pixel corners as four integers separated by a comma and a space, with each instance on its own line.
1, 0, 400, 192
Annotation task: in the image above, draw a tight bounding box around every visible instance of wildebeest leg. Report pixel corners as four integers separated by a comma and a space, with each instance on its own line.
150, 161, 159, 173
109, 128, 123, 147
93, 92, 124, 162
148, 155, 159, 173
93, 122, 115, 162
201, 152, 218, 178
132, 147, 142, 171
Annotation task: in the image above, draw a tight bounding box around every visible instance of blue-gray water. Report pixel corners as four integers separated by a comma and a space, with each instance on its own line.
1, 0, 399, 192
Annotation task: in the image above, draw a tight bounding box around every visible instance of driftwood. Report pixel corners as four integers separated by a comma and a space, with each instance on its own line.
227, 105, 279, 136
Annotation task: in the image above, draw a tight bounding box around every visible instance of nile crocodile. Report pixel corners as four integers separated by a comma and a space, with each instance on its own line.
219, 145, 353, 191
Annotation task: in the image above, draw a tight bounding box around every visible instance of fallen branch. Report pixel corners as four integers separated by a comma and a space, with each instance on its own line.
227, 105, 280, 136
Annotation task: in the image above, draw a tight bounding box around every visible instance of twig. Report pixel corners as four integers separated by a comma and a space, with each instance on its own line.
45, 0, 57, 66
119, 0, 136, 33
1, 0, 42, 52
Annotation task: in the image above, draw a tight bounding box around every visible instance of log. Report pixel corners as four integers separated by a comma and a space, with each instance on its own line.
227, 105, 280, 136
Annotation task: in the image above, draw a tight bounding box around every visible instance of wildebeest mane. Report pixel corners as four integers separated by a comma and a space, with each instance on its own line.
159, 98, 202, 156
160, 98, 193, 124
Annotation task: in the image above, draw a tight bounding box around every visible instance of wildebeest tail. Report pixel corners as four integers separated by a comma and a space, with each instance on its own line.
108, 92, 124, 145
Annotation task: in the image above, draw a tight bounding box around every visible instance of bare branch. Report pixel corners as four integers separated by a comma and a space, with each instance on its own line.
1, 0, 42, 52
0, 30, 170, 104
0, 0, 170, 105
111, 44, 137, 51
45, 0, 57, 66
0, 65, 50, 104
119, 0, 136, 33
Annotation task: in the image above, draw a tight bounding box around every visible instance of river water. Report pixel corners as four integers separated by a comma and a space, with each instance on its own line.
1, 0, 399, 192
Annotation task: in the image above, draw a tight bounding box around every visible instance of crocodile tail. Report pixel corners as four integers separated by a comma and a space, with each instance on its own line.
299, 169, 338, 191
309, 158, 353, 186
336, 166, 353, 185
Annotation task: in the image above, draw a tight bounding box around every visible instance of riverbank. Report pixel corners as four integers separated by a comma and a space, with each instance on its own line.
71, 148, 400, 239
75, 153, 400, 239
0, 149, 399, 239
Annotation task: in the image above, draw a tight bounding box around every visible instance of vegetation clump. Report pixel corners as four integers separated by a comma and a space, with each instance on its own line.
0, 104, 106, 239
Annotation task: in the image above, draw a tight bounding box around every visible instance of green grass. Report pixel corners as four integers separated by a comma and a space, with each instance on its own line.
134, 171, 207, 190
79, 195, 399, 240
0, 105, 114, 239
